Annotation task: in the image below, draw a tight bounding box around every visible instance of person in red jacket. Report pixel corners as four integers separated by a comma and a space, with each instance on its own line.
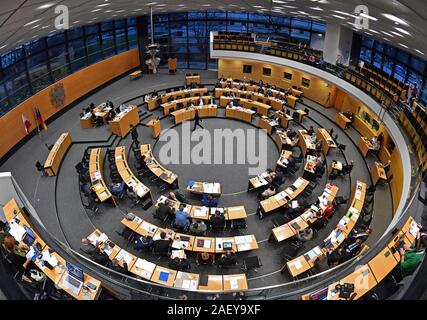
321, 203, 334, 219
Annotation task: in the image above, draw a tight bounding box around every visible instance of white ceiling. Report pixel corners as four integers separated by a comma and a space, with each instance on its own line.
0, 0, 427, 59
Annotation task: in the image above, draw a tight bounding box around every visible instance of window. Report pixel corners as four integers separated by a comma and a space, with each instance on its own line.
360, 47, 372, 63
102, 31, 115, 58
86, 34, 102, 64
362, 37, 374, 48
26, 51, 50, 91
127, 26, 137, 49
302, 78, 311, 88
46, 32, 65, 47
115, 28, 128, 53
263, 67, 271, 76
291, 19, 311, 29
373, 52, 382, 69
383, 56, 394, 75
243, 65, 252, 74
394, 63, 407, 82
68, 38, 87, 72
284, 72, 292, 80
49, 44, 70, 81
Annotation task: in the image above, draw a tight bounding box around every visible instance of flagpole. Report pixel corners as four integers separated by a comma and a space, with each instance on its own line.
34, 106, 42, 141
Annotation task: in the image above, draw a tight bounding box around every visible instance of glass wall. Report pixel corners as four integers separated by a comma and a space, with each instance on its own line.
0, 18, 137, 117
150, 11, 326, 70
359, 36, 427, 103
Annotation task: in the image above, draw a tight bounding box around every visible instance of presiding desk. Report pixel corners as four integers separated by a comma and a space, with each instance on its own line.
4, 199, 102, 300
89, 148, 113, 203
80, 102, 111, 128
109, 105, 139, 138
140, 144, 178, 188
44, 132, 72, 176
260, 177, 309, 214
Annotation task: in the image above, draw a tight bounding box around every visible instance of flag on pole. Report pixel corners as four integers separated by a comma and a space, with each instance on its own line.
35, 107, 48, 131
21, 114, 32, 135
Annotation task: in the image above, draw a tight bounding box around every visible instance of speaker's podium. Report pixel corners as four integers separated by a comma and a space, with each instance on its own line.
147, 118, 161, 139
168, 57, 177, 74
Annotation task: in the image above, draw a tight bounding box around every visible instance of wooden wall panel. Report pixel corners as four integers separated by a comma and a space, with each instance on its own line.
0, 49, 139, 159
218, 58, 404, 215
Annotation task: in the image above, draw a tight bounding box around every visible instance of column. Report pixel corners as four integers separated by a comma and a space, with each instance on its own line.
323, 23, 354, 66
136, 16, 150, 73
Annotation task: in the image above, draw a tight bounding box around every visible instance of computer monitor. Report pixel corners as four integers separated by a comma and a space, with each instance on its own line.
23, 227, 35, 246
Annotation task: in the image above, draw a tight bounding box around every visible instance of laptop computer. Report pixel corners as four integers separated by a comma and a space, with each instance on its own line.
223, 242, 233, 250
64, 262, 84, 294
23, 227, 35, 246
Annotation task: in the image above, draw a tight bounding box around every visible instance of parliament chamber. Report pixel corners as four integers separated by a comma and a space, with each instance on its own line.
0, 1, 426, 304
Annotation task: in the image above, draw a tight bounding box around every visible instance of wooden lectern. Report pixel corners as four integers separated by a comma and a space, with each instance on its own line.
168, 58, 177, 74
147, 118, 161, 139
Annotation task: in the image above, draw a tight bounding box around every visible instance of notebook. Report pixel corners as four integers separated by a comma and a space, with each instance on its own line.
159, 271, 170, 282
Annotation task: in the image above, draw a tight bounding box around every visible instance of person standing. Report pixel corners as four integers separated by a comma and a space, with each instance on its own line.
192, 110, 204, 132
130, 124, 139, 146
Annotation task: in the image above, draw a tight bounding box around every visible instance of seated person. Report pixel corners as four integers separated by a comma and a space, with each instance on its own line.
197, 252, 214, 265
105, 109, 116, 122
296, 228, 314, 242
80, 237, 98, 255
348, 228, 372, 243
218, 251, 237, 267
1, 234, 32, 269
210, 210, 226, 229
134, 235, 153, 251
168, 191, 188, 203
168, 256, 190, 271
307, 126, 315, 136
326, 248, 349, 267
260, 185, 276, 200
106, 258, 132, 275
110, 181, 125, 196
126, 187, 139, 202
399, 244, 426, 278
272, 170, 284, 188
342, 160, 354, 174
89, 102, 96, 111
345, 238, 364, 257
174, 204, 191, 228
320, 203, 334, 219
189, 220, 207, 236
201, 194, 218, 207
308, 211, 326, 232
155, 199, 175, 221
285, 200, 307, 219
153, 232, 172, 255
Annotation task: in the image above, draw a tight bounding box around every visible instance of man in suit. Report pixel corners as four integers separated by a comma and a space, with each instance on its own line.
153, 232, 172, 255
130, 124, 139, 146
210, 210, 225, 229
192, 110, 204, 132
155, 199, 175, 222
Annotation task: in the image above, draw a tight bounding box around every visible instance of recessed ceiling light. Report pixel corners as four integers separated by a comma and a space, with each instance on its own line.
415, 49, 425, 55
331, 14, 347, 20
390, 31, 404, 37
381, 31, 394, 37
282, 5, 297, 9
37, 3, 56, 10
395, 27, 411, 35
96, 3, 111, 7
0, 44, 8, 50
399, 43, 408, 48
41, 25, 50, 29
359, 13, 378, 21
91, 9, 101, 12
31, 24, 41, 29
382, 13, 409, 26
310, 7, 323, 11
24, 19, 41, 27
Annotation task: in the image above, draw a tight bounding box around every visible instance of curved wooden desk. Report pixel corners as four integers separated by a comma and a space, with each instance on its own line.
44, 132, 72, 176
89, 148, 113, 203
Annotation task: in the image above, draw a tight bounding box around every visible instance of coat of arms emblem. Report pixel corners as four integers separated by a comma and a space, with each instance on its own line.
49, 83, 65, 108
